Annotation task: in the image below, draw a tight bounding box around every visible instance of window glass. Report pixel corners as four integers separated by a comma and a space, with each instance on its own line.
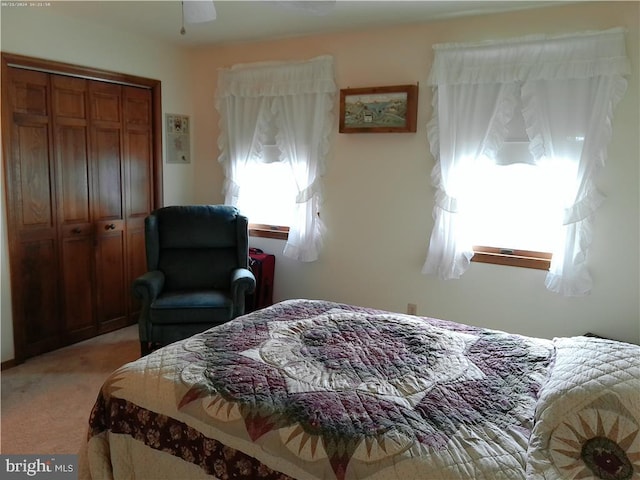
463, 160, 574, 253
236, 151, 297, 227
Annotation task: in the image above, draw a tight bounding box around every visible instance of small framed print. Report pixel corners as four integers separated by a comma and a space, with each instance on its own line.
339, 84, 418, 133
166, 114, 190, 163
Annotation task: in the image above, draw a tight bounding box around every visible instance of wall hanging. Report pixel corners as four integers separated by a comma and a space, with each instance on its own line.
166, 113, 190, 163
339, 84, 418, 133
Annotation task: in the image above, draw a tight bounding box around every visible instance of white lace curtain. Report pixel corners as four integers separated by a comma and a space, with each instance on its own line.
216, 56, 336, 261
423, 28, 630, 295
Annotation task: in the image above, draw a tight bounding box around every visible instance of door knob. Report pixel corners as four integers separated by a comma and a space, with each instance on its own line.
105, 223, 116, 230
72, 228, 82, 234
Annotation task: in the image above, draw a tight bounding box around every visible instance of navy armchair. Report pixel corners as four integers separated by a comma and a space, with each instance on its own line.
132, 205, 256, 355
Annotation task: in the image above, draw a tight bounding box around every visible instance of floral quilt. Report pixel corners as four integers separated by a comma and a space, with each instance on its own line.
82, 299, 639, 480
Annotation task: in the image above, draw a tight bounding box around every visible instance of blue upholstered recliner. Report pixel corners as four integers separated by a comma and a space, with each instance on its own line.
132, 205, 256, 355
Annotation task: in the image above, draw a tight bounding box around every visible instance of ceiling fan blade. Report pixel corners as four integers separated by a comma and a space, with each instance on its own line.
274, 0, 335, 16
183, 0, 217, 24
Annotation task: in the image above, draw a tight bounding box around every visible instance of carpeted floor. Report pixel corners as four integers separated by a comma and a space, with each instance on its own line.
1, 325, 140, 454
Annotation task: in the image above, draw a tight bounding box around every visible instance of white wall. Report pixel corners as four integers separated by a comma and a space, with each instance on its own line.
190, 1, 640, 343
0, 5, 198, 361
1, 1, 638, 363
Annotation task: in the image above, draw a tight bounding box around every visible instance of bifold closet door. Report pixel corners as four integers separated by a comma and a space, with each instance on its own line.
52, 74, 97, 343
5, 68, 61, 357
123, 86, 153, 321
3, 55, 160, 361
89, 81, 128, 333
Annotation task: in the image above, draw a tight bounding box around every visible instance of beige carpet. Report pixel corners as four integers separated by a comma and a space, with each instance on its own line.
1, 325, 140, 454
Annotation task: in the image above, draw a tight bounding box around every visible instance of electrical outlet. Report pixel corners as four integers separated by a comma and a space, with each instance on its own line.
407, 303, 417, 315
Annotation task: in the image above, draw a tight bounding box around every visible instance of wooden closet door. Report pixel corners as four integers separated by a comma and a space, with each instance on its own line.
123, 86, 153, 318
89, 82, 128, 333
4, 68, 61, 357
52, 75, 97, 343
3, 53, 163, 362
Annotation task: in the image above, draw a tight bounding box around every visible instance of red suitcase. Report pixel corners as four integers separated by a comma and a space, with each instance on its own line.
247, 248, 275, 312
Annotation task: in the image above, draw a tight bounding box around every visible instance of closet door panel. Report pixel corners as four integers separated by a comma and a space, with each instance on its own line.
124, 87, 152, 217
9, 70, 54, 231
5, 68, 61, 358
53, 76, 91, 225
92, 125, 127, 329
93, 128, 124, 220
52, 75, 96, 339
15, 123, 54, 229
53, 77, 86, 119
127, 224, 146, 314
11, 69, 48, 116
125, 129, 151, 314
90, 82, 127, 331
91, 82, 124, 221
19, 240, 60, 357
94, 226, 127, 332
128, 229, 147, 278
56, 124, 95, 337
61, 235, 94, 337
124, 86, 153, 315
13, 124, 59, 348
124, 88, 151, 127
127, 130, 152, 215
56, 126, 90, 222
91, 88, 121, 123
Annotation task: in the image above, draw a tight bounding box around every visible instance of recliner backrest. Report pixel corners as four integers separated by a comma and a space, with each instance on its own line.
145, 205, 249, 291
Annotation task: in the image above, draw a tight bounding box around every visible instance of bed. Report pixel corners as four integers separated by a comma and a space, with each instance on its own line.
81, 299, 640, 480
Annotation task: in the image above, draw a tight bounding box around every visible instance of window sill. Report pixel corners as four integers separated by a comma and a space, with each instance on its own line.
471, 246, 551, 271
249, 224, 289, 241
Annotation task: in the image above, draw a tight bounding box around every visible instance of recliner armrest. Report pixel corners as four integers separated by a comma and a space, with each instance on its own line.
231, 268, 256, 316
231, 268, 256, 294
132, 270, 165, 301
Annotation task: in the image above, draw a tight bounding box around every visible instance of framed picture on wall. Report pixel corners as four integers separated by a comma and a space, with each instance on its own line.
166, 114, 190, 163
339, 84, 418, 133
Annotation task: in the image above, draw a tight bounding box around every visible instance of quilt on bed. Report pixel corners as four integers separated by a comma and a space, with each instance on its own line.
84, 299, 639, 480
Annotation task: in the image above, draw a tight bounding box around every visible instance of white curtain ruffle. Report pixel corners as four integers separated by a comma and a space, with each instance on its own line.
424, 28, 630, 295
423, 81, 517, 278
216, 95, 268, 206
216, 56, 336, 262
526, 74, 628, 295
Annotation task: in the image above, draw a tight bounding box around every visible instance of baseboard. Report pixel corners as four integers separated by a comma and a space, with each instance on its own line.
1, 358, 18, 370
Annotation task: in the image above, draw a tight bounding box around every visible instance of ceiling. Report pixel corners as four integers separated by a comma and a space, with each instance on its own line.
49, 1, 572, 47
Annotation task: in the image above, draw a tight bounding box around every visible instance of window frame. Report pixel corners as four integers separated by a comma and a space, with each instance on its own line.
471, 245, 551, 270
249, 223, 289, 240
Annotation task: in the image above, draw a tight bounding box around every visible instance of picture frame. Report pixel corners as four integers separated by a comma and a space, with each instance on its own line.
166, 113, 190, 163
339, 84, 418, 133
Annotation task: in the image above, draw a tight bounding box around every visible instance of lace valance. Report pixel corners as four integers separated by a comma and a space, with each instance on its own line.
429, 28, 630, 85
217, 55, 336, 97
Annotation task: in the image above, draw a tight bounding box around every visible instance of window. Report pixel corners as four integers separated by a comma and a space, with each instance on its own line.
460, 105, 578, 271
236, 145, 296, 240
216, 56, 336, 261
423, 28, 630, 295
465, 164, 560, 270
